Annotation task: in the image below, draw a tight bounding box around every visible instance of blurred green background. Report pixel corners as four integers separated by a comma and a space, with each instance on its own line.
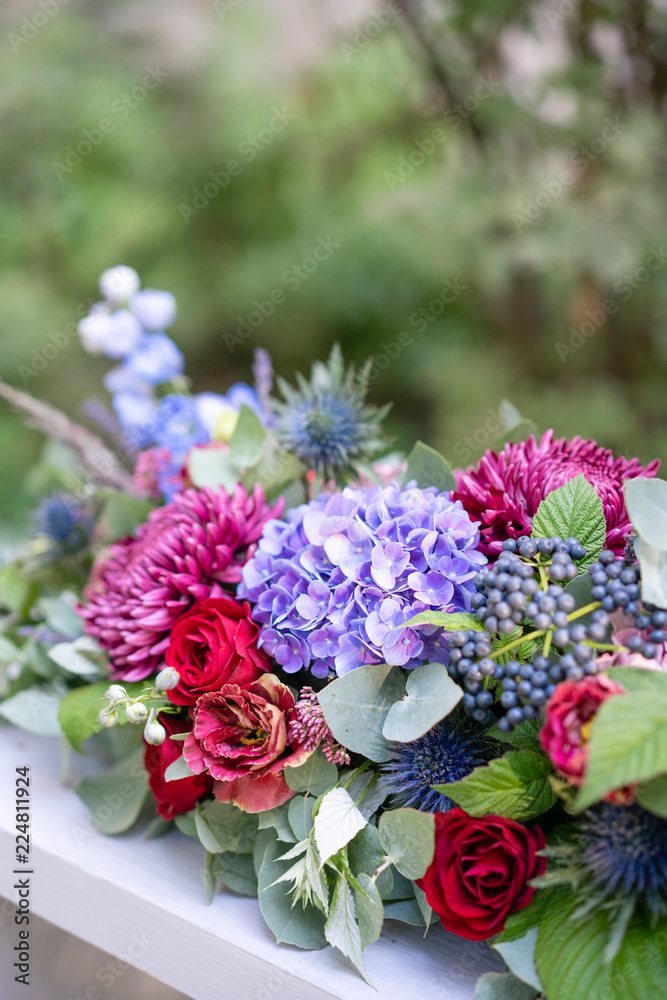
1, 0, 667, 536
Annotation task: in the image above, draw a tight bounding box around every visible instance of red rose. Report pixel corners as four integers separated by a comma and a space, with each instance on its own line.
166, 597, 269, 706
539, 674, 627, 792
183, 674, 312, 813
417, 809, 547, 941
144, 714, 213, 821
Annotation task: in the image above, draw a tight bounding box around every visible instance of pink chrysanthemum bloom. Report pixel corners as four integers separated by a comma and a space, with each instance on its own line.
79, 485, 282, 681
454, 431, 659, 557
287, 687, 350, 766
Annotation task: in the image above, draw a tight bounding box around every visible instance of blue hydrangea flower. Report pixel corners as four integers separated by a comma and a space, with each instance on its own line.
34, 493, 96, 557
580, 803, 667, 918
125, 333, 185, 385
239, 482, 486, 677
382, 718, 493, 812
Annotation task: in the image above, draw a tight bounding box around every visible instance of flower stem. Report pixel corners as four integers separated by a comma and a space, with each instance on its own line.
355, 771, 379, 807
489, 628, 546, 659
568, 601, 601, 622
542, 629, 553, 658
342, 759, 373, 791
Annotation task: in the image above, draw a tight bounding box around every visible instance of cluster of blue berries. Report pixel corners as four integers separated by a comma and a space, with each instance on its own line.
448, 534, 660, 732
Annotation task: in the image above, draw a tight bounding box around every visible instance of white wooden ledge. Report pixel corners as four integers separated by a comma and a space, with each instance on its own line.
0, 723, 501, 1000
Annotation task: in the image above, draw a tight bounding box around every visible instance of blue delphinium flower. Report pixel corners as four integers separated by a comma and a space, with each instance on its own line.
34, 493, 96, 557
382, 718, 493, 812
129, 289, 177, 331
239, 482, 486, 677
580, 802, 667, 918
273, 344, 388, 480
153, 395, 208, 456
125, 333, 185, 385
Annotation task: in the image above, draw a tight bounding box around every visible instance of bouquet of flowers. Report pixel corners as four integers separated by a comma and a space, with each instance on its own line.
2, 265, 667, 1000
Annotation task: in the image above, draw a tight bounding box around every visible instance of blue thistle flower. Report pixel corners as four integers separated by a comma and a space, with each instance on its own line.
580, 803, 667, 918
34, 493, 95, 557
381, 718, 493, 813
274, 344, 389, 480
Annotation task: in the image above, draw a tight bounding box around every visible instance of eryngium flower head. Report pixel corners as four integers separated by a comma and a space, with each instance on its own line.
239, 482, 486, 677
580, 802, 667, 918
34, 493, 96, 557
382, 718, 493, 813
79, 484, 281, 681
454, 431, 659, 557
273, 344, 389, 480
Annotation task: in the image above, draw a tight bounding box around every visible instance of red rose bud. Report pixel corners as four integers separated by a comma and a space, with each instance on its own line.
143, 713, 213, 821
417, 809, 547, 941
166, 597, 270, 706
539, 674, 631, 801
183, 675, 312, 813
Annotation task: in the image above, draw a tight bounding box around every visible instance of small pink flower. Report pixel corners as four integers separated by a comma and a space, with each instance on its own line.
540, 674, 631, 801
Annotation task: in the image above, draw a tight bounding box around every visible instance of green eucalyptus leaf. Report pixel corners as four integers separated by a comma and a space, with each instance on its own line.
378, 808, 434, 880
493, 929, 542, 992
318, 663, 406, 763
39, 594, 84, 638
355, 873, 384, 950
257, 801, 298, 843
443, 751, 556, 821
258, 839, 327, 950
0, 683, 64, 737
405, 440, 455, 492
187, 447, 239, 492
382, 663, 462, 742
347, 823, 394, 898
288, 794, 316, 841
634, 536, 667, 609
623, 477, 667, 549
531, 474, 605, 570
229, 405, 266, 468
383, 896, 427, 925
200, 800, 258, 853
284, 749, 338, 796
75, 747, 148, 835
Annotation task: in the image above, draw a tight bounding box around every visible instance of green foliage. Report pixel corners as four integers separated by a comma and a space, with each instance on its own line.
382, 662, 462, 742
442, 751, 556, 821
314, 787, 367, 864
575, 684, 667, 811
404, 441, 455, 492
284, 749, 338, 796
58, 680, 144, 752
100, 490, 154, 540
473, 973, 538, 1000
401, 610, 484, 631
377, 808, 435, 880
493, 929, 542, 993
257, 838, 328, 950
531, 475, 605, 570
317, 663, 406, 762
487, 718, 541, 752
75, 747, 149, 835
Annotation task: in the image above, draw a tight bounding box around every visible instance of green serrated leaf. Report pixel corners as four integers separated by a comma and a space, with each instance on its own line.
575, 687, 667, 811
382, 662, 462, 742
314, 787, 367, 865
318, 663, 406, 763
536, 893, 667, 1000
401, 610, 484, 631
531, 474, 605, 570
636, 773, 667, 817
258, 839, 327, 950
562, 571, 600, 626
487, 718, 541, 752
325, 876, 371, 985
405, 440, 456, 493
284, 749, 338, 796
75, 746, 149, 835
378, 808, 434, 880
606, 667, 667, 692
473, 973, 538, 1000
442, 751, 556, 821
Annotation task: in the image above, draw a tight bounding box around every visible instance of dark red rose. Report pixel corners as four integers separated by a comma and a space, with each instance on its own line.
166, 597, 270, 706
183, 675, 312, 813
144, 713, 213, 820
417, 809, 547, 940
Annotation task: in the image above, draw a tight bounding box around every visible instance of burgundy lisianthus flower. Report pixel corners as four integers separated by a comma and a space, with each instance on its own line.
183, 675, 312, 813
79, 484, 281, 681
416, 809, 547, 941
539, 674, 631, 800
166, 598, 269, 706
454, 430, 659, 557
144, 714, 213, 820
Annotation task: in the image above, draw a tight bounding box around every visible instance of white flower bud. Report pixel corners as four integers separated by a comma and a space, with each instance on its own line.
104, 684, 128, 705
125, 702, 148, 724
99, 265, 141, 303
155, 667, 180, 692
144, 715, 167, 746
98, 707, 119, 728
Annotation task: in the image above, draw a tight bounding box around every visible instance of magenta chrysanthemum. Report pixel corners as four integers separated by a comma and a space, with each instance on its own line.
454, 431, 659, 557
79, 485, 282, 681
